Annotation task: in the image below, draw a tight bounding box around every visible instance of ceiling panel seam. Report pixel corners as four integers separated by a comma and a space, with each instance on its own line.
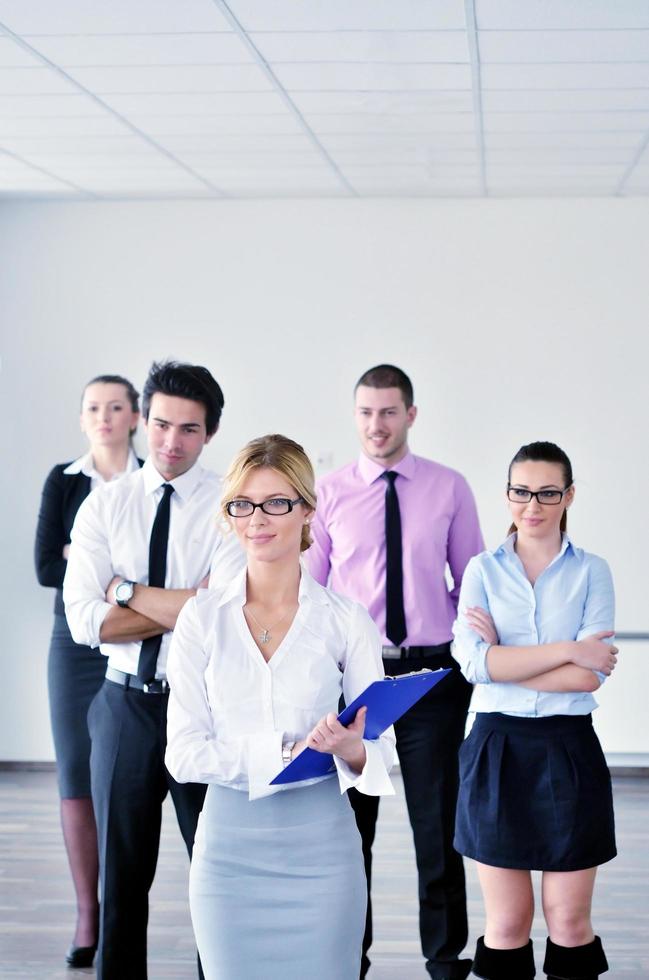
0, 145, 98, 196
615, 127, 649, 193
464, 0, 487, 195
0, 19, 229, 197
211, 0, 357, 195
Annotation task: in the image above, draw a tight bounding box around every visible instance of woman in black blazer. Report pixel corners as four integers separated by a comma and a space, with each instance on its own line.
34, 374, 142, 968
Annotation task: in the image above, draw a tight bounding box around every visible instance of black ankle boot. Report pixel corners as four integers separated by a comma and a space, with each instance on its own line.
472, 936, 536, 979
543, 936, 608, 979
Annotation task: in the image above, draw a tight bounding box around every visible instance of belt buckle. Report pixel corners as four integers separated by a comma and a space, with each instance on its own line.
382, 645, 403, 659
142, 679, 169, 695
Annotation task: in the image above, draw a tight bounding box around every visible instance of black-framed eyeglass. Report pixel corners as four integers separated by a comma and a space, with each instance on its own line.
507, 485, 571, 505
226, 497, 304, 517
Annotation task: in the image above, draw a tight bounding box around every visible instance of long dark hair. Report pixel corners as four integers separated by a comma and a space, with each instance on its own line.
507, 441, 573, 536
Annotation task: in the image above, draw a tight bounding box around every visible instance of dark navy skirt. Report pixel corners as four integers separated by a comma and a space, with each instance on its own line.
454, 712, 616, 872
47, 613, 107, 798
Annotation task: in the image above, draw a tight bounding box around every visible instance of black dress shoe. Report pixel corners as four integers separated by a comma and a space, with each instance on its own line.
66, 943, 97, 968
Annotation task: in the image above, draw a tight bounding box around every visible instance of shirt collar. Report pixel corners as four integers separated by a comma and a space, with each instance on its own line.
141, 456, 205, 502
357, 449, 415, 486
214, 563, 330, 609
63, 448, 140, 481
498, 531, 573, 561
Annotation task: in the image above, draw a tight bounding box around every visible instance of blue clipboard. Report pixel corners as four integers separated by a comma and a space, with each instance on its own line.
270, 667, 451, 786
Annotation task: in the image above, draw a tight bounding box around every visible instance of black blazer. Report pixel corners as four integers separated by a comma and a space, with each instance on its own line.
34, 459, 143, 614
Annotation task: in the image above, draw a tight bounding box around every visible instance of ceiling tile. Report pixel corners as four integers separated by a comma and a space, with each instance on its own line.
154, 133, 315, 154
72, 172, 216, 193
350, 179, 480, 196
486, 131, 643, 148
273, 62, 472, 91
0, 134, 158, 154
0, 93, 105, 115
129, 114, 303, 136
331, 148, 479, 166
0, 0, 231, 34
486, 147, 633, 163
483, 89, 649, 111
63, 64, 271, 93
342, 163, 481, 178
475, 0, 649, 30
227, 1, 466, 31
0, 177, 78, 192
20, 151, 178, 170
483, 111, 649, 133
483, 63, 649, 90
100, 91, 287, 115
487, 163, 625, 177
0, 115, 131, 136
0, 67, 78, 94
186, 153, 328, 171
24, 32, 251, 67
479, 29, 649, 63
194, 168, 339, 184
306, 112, 475, 134
291, 90, 474, 113
320, 132, 477, 151
251, 30, 469, 63
0, 37, 42, 66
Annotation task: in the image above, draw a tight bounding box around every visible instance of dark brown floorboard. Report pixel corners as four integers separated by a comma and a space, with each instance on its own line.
0, 771, 647, 978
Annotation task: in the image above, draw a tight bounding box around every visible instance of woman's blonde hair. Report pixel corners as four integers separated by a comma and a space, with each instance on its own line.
221, 434, 317, 552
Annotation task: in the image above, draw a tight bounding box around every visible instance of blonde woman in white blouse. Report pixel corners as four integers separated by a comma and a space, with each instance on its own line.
165, 434, 395, 980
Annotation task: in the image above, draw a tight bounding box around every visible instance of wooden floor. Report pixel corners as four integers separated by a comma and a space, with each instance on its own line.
0, 770, 647, 979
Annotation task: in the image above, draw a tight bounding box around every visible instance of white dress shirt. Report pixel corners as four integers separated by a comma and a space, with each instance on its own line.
62, 448, 141, 489
63, 457, 245, 677
165, 567, 396, 801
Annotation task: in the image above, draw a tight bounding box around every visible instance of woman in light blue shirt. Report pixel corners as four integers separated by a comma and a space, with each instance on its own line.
452, 442, 617, 980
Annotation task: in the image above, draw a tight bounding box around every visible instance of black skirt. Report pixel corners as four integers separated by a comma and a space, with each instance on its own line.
47, 613, 107, 798
454, 712, 616, 872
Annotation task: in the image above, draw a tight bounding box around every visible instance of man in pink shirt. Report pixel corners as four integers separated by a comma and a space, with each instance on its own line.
307, 364, 484, 980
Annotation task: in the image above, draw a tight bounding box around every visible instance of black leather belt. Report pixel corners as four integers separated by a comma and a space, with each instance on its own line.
382, 643, 452, 660
105, 665, 169, 695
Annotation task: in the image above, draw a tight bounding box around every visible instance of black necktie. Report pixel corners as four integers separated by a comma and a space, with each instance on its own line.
382, 471, 407, 647
137, 483, 174, 684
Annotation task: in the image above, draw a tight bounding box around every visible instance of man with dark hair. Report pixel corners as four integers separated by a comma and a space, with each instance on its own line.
142, 360, 224, 437
307, 363, 484, 980
64, 360, 244, 979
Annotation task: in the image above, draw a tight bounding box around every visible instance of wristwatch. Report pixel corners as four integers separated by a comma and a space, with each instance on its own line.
115, 579, 136, 608
282, 741, 296, 768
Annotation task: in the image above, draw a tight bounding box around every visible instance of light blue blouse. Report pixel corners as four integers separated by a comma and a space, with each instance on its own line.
452, 534, 615, 717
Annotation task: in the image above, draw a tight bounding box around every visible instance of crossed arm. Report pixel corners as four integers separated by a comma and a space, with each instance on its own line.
465, 607, 617, 692
99, 577, 208, 643
63, 491, 208, 648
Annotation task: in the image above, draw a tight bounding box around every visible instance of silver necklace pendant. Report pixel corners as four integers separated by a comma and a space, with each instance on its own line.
259, 629, 270, 644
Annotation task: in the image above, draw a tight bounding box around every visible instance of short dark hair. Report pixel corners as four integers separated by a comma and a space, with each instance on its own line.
82, 374, 140, 414
507, 441, 573, 535
142, 361, 224, 436
354, 364, 414, 409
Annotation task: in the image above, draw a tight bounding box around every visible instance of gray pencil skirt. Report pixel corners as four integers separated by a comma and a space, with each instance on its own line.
189, 777, 366, 980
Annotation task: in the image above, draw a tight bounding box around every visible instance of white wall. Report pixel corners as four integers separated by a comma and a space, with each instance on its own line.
1, 197, 647, 761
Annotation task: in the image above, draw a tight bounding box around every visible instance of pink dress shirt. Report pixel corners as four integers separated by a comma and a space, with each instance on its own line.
307, 451, 484, 646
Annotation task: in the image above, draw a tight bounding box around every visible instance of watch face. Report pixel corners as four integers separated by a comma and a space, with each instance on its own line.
116, 581, 133, 604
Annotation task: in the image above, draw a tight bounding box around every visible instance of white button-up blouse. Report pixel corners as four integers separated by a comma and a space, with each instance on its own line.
165, 566, 396, 801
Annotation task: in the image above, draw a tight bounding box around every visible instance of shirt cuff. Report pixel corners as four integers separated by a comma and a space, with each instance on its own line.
90, 601, 113, 649
471, 639, 493, 684
66, 599, 112, 649
247, 730, 284, 801
333, 739, 395, 797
